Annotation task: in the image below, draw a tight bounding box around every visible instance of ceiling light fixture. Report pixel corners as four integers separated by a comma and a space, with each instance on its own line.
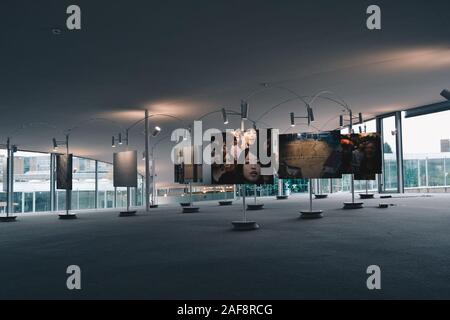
221, 108, 229, 125
290, 112, 295, 127
441, 89, 450, 101
52, 138, 58, 152
152, 126, 161, 137
240, 100, 248, 120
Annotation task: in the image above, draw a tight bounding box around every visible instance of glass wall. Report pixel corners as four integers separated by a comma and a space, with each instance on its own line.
98, 162, 114, 208
380, 115, 398, 192
71, 157, 96, 210
402, 109, 450, 191
0, 148, 145, 214
13, 151, 51, 213
0, 149, 7, 213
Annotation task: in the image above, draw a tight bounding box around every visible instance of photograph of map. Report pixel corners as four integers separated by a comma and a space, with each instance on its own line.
278, 131, 342, 179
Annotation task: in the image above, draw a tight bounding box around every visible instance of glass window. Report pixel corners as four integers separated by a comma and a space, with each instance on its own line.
402, 110, 450, 190
0, 149, 7, 213
13, 151, 51, 213
98, 162, 114, 209
72, 157, 96, 210
381, 116, 398, 191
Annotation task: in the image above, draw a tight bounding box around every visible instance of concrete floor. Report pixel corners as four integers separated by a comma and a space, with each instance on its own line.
0, 192, 450, 300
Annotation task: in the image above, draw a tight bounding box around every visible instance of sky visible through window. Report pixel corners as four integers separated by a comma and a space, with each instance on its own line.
403, 110, 450, 155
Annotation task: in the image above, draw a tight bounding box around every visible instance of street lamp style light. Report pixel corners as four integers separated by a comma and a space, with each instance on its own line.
221, 108, 229, 125
290, 106, 314, 127
152, 126, 161, 137
240, 100, 249, 120
52, 138, 58, 152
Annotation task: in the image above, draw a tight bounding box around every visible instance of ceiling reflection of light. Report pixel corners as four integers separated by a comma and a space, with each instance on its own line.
360, 46, 450, 71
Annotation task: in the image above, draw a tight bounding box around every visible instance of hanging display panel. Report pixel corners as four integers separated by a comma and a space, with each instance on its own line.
211, 129, 274, 185
56, 154, 73, 190
113, 150, 138, 187
340, 133, 382, 175
278, 131, 342, 179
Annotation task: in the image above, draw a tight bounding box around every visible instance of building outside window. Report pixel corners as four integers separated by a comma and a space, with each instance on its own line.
13, 151, 51, 213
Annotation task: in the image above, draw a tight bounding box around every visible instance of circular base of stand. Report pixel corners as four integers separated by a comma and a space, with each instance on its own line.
247, 204, 264, 211
149, 205, 159, 208
343, 202, 364, 209
182, 207, 200, 213
231, 221, 259, 231
380, 195, 392, 199
378, 203, 389, 209
276, 195, 288, 200
0, 216, 17, 222
119, 210, 137, 217
219, 201, 233, 206
180, 202, 192, 207
359, 193, 375, 199
314, 194, 328, 199
59, 213, 77, 220
300, 210, 323, 219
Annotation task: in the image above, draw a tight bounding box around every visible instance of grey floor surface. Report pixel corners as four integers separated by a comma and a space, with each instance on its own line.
0, 193, 449, 299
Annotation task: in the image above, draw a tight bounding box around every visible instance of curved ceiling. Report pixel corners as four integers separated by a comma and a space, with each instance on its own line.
1, 0, 449, 184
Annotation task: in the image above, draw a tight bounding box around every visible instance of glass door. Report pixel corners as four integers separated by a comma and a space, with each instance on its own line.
378, 113, 403, 193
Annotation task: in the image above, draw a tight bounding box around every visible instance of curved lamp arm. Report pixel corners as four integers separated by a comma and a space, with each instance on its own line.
126, 113, 186, 133
65, 117, 124, 136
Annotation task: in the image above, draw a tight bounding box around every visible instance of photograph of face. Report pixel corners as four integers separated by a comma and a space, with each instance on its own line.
211, 130, 274, 184
341, 133, 382, 175
278, 131, 342, 179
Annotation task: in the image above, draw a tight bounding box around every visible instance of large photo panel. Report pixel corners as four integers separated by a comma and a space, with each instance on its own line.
278, 131, 342, 179
113, 150, 138, 188
340, 133, 382, 175
56, 154, 73, 190
211, 129, 274, 185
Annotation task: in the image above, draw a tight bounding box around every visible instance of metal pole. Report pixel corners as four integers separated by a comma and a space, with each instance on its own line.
254, 184, 257, 204
349, 110, 355, 203
50, 153, 55, 211
125, 129, 131, 212
241, 118, 246, 222
242, 185, 246, 222
66, 134, 70, 215
5, 138, 11, 217
145, 110, 150, 211
309, 178, 313, 212
95, 160, 98, 209
151, 147, 156, 205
